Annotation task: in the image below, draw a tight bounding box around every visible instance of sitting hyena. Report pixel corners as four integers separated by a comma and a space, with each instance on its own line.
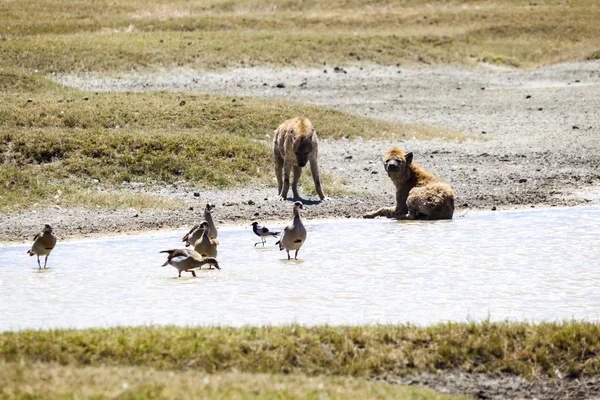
273, 117, 325, 201
364, 148, 454, 220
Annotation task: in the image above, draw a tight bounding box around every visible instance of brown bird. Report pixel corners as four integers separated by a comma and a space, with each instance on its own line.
160, 249, 220, 277
275, 201, 307, 260
182, 203, 218, 246
27, 224, 57, 269
193, 221, 219, 258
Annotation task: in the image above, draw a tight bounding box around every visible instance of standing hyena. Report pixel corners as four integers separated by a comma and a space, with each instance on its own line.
273, 117, 325, 201
364, 148, 454, 220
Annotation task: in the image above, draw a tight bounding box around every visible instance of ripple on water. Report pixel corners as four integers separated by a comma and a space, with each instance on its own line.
1, 206, 600, 331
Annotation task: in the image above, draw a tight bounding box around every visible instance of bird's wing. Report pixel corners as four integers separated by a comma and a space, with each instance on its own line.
260, 226, 270, 233
32, 232, 40, 241
182, 225, 200, 241
160, 249, 190, 259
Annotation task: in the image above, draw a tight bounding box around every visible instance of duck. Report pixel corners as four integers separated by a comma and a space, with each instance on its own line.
160, 248, 220, 277
275, 201, 307, 260
27, 224, 57, 269
193, 221, 219, 258
251, 221, 280, 247
182, 203, 218, 246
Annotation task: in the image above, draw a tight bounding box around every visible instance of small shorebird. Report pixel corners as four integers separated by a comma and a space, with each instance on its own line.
160, 249, 220, 277
182, 203, 218, 246
251, 221, 280, 247
193, 221, 219, 258
27, 224, 57, 269
276, 201, 307, 260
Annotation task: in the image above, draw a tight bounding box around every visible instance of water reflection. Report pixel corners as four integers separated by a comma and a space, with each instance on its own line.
1, 206, 599, 331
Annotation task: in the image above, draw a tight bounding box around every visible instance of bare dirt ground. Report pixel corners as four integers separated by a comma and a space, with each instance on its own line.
4, 62, 600, 398
2, 61, 600, 244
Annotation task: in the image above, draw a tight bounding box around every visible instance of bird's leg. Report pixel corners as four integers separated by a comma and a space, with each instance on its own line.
262, 237, 266, 246
178, 271, 182, 278
254, 240, 262, 247
286, 249, 290, 260
294, 249, 299, 260
44, 255, 49, 269
37, 256, 41, 269
189, 270, 197, 277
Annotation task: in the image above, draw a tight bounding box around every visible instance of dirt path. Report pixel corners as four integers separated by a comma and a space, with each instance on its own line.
2, 62, 599, 243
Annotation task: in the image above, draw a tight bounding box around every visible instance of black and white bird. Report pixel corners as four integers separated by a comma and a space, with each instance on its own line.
251, 221, 280, 247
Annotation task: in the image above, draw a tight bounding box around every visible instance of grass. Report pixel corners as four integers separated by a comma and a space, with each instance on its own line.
2, 322, 600, 380
0, 68, 461, 212
0, 364, 464, 400
1, 0, 599, 73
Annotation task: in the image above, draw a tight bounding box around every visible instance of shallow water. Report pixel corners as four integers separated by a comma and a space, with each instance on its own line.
1, 206, 599, 331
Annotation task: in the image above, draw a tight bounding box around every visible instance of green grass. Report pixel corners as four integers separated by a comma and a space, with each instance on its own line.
0, 364, 464, 400
2, 322, 600, 380
1, 0, 599, 73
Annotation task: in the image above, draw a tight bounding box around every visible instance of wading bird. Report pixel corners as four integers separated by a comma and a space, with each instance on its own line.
27, 224, 57, 269
251, 221, 280, 247
276, 201, 307, 260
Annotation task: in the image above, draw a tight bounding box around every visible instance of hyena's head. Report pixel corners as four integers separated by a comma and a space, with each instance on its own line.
383, 148, 413, 177
290, 119, 316, 167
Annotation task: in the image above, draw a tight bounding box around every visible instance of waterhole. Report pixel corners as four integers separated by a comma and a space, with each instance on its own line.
1, 206, 599, 331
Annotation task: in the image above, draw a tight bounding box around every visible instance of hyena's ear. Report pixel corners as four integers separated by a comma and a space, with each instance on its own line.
405, 152, 413, 166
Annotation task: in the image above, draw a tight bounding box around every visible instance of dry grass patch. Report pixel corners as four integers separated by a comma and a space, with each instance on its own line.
0, 363, 464, 400
1, 0, 599, 72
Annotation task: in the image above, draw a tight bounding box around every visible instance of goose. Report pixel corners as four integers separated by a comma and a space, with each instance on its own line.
203, 203, 218, 239
251, 221, 280, 247
193, 221, 219, 258
275, 201, 307, 260
160, 249, 220, 277
182, 203, 218, 246
27, 224, 57, 269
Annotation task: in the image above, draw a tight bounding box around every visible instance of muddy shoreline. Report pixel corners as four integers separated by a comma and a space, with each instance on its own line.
3, 61, 600, 244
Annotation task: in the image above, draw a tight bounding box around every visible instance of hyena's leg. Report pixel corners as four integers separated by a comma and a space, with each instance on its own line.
309, 157, 325, 200
274, 150, 284, 197
279, 161, 292, 200
363, 206, 399, 219
291, 166, 303, 199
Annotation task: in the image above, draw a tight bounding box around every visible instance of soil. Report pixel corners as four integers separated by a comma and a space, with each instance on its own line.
385, 372, 600, 400
4, 62, 600, 397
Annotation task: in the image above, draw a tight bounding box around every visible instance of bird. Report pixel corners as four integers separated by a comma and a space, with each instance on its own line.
182, 203, 218, 246
160, 249, 220, 277
275, 201, 307, 260
181, 224, 203, 248
203, 203, 218, 239
193, 221, 219, 258
26, 224, 57, 269
251, 221, 280, 247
